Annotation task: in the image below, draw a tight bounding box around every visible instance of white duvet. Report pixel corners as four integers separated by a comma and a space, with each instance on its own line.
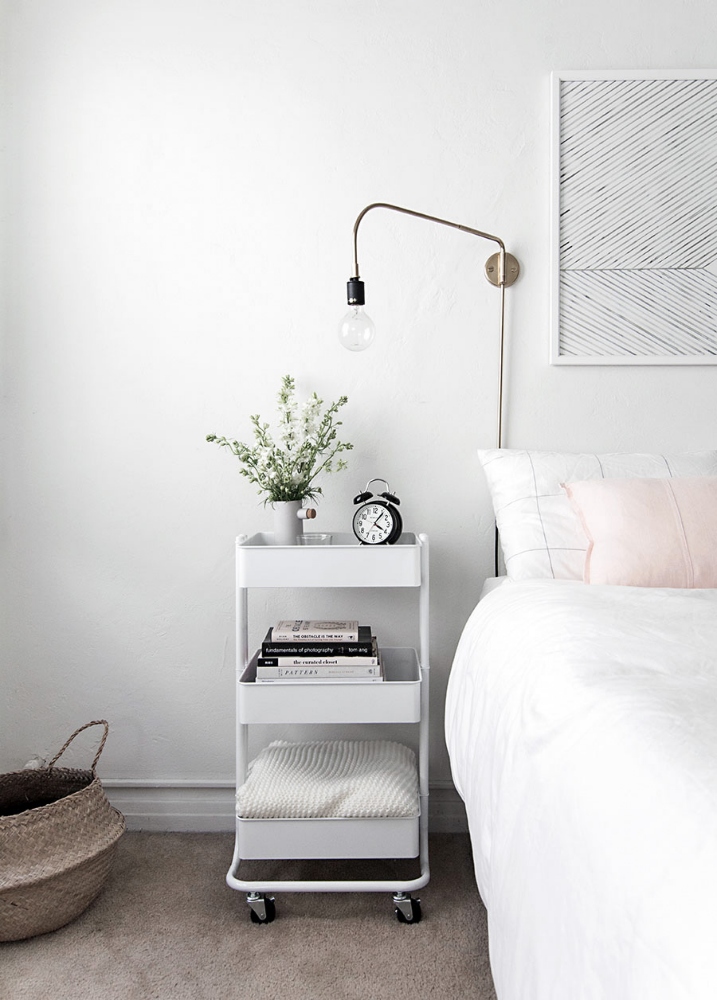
445, 579, 717, 1000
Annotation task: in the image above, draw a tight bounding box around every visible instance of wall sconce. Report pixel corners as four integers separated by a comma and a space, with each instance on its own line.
338, 202, 520, 447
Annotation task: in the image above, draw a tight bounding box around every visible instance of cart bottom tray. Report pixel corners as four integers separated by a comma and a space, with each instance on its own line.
235, 739, 419, 859
235, 814, 419, 860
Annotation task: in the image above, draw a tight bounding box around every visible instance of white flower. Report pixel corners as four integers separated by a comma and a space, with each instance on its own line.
207, 374, 352, 503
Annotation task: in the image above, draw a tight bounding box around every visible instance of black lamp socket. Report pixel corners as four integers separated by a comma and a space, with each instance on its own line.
347, 278, 365, 306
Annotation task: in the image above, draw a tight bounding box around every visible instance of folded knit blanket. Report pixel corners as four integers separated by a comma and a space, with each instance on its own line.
236, 740, 419, 819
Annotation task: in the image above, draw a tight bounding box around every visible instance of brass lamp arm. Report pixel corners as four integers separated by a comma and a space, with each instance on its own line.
351, 202, 517, 287
344, 200, 520, 575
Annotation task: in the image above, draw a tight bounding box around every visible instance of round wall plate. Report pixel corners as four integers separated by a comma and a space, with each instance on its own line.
484, 252, 520, 287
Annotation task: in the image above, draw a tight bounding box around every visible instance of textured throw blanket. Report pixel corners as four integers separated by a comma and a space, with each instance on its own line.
236, 739, 419, 819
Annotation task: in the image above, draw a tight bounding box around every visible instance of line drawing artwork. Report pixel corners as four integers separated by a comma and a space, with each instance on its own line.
551, 71, 717, 365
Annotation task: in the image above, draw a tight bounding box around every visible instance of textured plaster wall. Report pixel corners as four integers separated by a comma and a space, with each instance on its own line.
2, 0, 717, 790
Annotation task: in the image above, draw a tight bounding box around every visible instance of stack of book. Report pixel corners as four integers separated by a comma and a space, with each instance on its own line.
255, 620, 382, 683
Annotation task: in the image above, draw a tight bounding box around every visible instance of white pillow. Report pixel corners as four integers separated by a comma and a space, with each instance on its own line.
478, 449, 717, 581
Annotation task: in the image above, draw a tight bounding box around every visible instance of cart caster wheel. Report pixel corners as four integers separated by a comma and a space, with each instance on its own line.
247, 893, 276, 924
393, 893, 421, 924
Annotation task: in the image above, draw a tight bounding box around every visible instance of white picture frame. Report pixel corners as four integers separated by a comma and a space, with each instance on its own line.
550, 69, 717, 365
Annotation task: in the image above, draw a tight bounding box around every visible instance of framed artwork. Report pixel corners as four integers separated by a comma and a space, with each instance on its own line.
551, 70, 717, 365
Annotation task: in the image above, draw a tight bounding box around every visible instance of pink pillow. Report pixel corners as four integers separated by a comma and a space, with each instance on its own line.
562, 477, 717, 588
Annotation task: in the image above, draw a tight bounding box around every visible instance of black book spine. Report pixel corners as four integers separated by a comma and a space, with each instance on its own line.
261, 640, 374, 657
261, 626, 373, 657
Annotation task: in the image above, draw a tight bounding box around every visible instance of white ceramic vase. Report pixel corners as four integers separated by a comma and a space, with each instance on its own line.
272, 500, 303, 545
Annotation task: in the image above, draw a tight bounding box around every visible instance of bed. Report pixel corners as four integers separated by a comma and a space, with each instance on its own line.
444, 448, 717, 1000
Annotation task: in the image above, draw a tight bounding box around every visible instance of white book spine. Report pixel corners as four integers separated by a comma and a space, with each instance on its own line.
255, 664, 382, 679
258, 655, 379, 667
271, 619, 360, 641
254, 676, 384, 684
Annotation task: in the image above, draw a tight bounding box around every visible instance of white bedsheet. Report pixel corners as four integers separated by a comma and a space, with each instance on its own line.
445, 579, 717, 1000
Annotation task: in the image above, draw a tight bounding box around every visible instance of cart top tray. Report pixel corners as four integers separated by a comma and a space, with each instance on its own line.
236, 532, 423, 588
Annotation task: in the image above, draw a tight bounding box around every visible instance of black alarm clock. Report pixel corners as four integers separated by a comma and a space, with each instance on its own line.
352, 479, 403, 545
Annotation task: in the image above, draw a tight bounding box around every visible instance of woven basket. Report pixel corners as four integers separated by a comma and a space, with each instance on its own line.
0, 720, 126, 942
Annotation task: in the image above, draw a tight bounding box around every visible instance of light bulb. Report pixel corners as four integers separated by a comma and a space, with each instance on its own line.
339, 276, 376, 351
338, 304, 376, 351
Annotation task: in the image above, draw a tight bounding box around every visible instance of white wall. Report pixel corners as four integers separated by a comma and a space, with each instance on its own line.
2, 0, 717, 825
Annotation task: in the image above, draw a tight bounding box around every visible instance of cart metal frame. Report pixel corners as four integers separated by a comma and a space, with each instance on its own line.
226, 532, 430, 923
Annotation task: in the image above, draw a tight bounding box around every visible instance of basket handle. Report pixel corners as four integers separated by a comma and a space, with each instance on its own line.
47, 720, 110, 772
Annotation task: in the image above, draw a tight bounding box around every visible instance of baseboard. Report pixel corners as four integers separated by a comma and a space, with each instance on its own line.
426, 783, 469, 833
102, 779, 468, 834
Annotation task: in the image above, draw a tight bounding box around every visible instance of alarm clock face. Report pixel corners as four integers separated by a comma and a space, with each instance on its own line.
353, 501, 401, 545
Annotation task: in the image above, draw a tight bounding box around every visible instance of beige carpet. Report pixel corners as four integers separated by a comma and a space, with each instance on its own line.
1, 832, 497, 1000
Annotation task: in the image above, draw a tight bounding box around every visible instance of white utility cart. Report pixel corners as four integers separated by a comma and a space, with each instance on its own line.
226, 531, 430, 924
